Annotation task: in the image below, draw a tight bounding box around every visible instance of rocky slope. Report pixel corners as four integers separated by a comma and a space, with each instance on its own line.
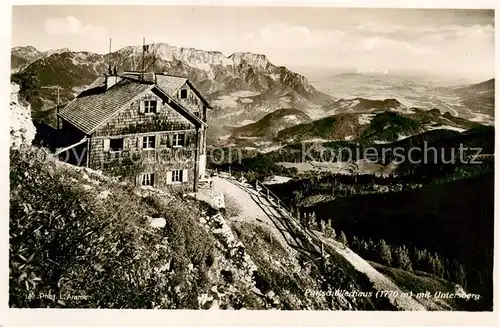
10, 82, 35, 149
11, 44, 332, 126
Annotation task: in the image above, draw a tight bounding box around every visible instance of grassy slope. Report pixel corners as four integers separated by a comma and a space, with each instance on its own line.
11, 147, 389, 310
10, 148, 217, 308
368, 261, 469, 311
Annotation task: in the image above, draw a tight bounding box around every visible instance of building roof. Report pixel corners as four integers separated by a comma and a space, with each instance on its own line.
59, 76, 206, 135
122, 72, 212, 108
59, 79, 153, 135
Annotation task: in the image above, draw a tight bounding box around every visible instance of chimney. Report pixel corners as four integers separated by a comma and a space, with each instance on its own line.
105, 74, 121, 89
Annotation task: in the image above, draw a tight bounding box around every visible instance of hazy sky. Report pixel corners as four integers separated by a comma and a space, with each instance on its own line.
11, 6, 495, 79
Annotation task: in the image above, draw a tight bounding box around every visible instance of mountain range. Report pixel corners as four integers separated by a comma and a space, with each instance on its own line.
11, 44, 332, 128
11, 44, 494, 145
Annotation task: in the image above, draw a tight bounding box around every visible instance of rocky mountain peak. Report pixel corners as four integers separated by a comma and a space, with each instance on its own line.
228, 52, 271, 69
11, 46, 41, 62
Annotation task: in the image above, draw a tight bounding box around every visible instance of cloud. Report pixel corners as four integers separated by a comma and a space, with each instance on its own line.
45, 16, 107, 37
237, 20, 493, 76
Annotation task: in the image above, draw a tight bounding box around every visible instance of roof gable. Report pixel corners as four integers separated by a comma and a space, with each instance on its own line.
150, 87, 206, 128
155, 75, 188, 96
155, 73, 212, 108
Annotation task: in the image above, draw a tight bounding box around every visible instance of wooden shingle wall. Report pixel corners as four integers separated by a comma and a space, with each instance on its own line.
176, 83, 207, 120
88, 89, 202, 189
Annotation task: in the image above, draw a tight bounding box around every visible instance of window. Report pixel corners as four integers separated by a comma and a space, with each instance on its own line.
141, 173, 154, 186
109, 138, 124, 152
144, 100, 157, 114
180, 89, 188, 99
173, 133, 185, 147
142, 135, 156, 150
194, 111, 200, 118
171, 170, 183, 183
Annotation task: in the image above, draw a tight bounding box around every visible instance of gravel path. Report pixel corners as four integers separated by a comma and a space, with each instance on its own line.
213, 176, 302, 254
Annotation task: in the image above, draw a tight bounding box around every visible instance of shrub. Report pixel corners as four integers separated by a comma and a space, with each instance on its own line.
393, 245, 412, 271
375, 239, 392, 266
337, 231, 348, 246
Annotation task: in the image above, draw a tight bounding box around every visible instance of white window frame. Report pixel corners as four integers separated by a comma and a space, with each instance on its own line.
142, 135, 156, 150
143, 100, 157, 114
141, 173, 154, 186
173, 133, 185, 147
171, 169, 183, 183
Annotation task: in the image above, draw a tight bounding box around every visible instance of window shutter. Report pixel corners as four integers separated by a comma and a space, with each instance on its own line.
167, 134, 173, 148
185, 133, 191, 147
151, 173, 155, 186
182, 169, 188, 182
166, 171, 172, 184
137, 136, 142, 149
139, 100, 145, 114
155, 135, 160, 149
156, 100, 161, 113
136, 174, 141, 186
103, 139, 110, 152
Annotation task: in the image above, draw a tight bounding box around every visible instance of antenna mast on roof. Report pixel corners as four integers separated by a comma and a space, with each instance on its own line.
108, 38, 112, 75
152, 42, 157, 83
152, 42, 156, 70
141, 37, 146, 80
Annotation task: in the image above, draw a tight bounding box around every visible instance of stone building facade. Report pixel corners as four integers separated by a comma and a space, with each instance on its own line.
58, 72, 210, 191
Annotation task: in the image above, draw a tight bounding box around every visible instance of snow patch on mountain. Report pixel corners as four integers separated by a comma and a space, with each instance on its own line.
428, 125, 466, 133
283, 115, 299, 124
236, 119, 256, 126
231, 91, 260, 97
262, 176, 292, 185
213, 95, 239, 108
358, 113, 376, 125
